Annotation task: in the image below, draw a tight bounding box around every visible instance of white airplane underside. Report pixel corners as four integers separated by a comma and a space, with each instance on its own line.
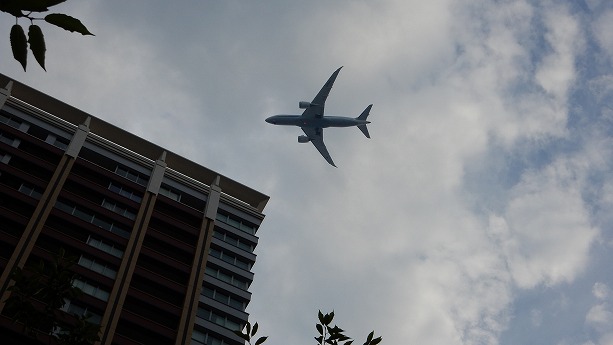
265, 66, 373, 167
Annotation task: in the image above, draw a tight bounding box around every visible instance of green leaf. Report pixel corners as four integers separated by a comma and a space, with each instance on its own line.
323, 311, 335, 325
330, 325, 344, 334
246, 322, 251, 338
44, 0, 68, 8
329, 333, 343, 341
0, 0, 24, 16
255, 336, 268, 345
366, 331, 374, 343
371, 337, 382, 345
0, 0, 65, 12
316, 324, 324, 335
318, 310, 325, 324
10, 24, 27, 71
45, 13, 94, 35
28, 24, 46, 70
251, 322, 258, 337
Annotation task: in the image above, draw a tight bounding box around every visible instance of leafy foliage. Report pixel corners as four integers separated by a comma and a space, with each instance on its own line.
1, 0, 93, 71
235, 310, 382, 345
315, 310, 382, 345
55, 313, 102, 345
234, 321, 268, 345
3, 248, 100, 344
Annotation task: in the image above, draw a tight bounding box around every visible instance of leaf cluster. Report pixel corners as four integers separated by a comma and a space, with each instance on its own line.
316, 310, 382, 345
234, 321, 268, 345
1, 0, 94, 71
3, 248, 100, 344
236, 310, 382, 345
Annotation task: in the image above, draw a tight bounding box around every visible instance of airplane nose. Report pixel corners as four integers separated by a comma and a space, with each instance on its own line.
265, 117, 274, 124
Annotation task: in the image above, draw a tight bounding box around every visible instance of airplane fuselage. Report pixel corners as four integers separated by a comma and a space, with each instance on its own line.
266, 115, 370, 128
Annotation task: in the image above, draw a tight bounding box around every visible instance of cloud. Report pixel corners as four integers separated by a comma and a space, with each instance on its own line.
584, 283, 613, 344
594, 283, 611, 300
535, 4, 582, 103
492, 155, 597, 289
592, 8, 613, 62
586, 304, 613, 342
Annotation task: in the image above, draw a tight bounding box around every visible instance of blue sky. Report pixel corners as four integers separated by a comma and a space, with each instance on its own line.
2, 1, 613, 344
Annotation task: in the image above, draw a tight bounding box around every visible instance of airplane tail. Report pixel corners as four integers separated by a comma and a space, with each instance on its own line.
356, 104, 372, 138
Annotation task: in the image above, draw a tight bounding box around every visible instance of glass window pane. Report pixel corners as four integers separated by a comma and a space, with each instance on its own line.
74, 209, 93, 222
214, 291, 228, 303
92, 217, 111, 231
229, 298, 244, 310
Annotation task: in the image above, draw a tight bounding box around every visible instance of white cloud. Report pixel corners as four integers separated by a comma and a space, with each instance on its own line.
496, 156, 597, 289
594, 283, 611, 300
586, 304, 613, 333
592, 9, 613, 61
535, 5, 582, 102
585, 283, 613, 344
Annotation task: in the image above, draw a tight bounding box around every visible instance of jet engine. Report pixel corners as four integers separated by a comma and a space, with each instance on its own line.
298, 101, 312, 109
298, 135, 311, 143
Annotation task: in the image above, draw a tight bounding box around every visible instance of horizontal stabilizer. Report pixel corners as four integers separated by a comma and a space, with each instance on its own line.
358, 124, 370, 138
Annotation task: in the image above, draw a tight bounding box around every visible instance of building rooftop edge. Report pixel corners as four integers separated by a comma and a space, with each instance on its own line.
0, 73, 270, 212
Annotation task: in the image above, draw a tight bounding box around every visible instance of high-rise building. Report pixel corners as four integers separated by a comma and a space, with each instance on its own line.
0, 74, 269, 345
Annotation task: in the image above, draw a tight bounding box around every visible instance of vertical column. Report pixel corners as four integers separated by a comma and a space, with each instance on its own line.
0, 117, 90, 312
98, 152, 167, 345
0, 81, 13, 108
174, 176, 222, 345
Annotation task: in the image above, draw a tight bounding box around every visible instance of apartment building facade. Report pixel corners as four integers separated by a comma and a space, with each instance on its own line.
0, 75, 269, 345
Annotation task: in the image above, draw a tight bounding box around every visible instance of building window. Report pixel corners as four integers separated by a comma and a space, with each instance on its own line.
210, 247, 251, 271
204, 266, 249, 290
191, 330, 224, 345
86, 236, 124, 258
61, 299, 102, 324
55, 199, 130, 238
202, 286, 246, 311
115, 165, 148, 186
0, 112, 22, 129
101, 199, 136, 220
18, 183, 42, 199
196, 307, 242, 332
72, 278, 110, 301
0, 131, 20, 147
0, 153, 10, 164
45, 134, 69, 150
159, 185, 181, 202
213, 230, 254, 253
78, 255, 117, 279
216, 213, 256, 235
108, 182, 142, 203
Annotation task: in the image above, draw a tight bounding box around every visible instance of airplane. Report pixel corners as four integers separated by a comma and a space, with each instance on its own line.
265, 66, 373, 167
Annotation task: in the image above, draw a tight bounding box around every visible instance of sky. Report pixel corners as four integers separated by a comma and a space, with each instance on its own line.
2, 0, 613, 344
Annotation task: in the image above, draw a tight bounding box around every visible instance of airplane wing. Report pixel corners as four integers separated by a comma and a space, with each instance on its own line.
301, 66, 343, 119
302, 127, 336, 167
